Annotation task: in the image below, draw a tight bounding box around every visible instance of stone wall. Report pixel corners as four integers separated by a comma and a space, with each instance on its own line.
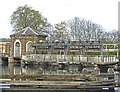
10, 35, 46, 57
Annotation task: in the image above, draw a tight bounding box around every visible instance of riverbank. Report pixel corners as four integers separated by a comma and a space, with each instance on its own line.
1, 80, 118, 92
1, 73, 117, 86
0, 73, 119, 91
0, 74, 91, 81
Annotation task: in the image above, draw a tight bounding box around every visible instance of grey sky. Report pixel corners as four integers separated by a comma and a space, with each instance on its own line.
0, 0, 119, 38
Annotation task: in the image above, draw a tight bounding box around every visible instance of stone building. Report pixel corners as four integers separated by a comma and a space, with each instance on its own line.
0, 39, 11, 56
10, 27, 47, 57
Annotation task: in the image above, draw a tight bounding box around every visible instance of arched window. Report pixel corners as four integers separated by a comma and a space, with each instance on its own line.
16, 42, 20, 47
14, 40, 21, 57
26, 41, 33, 53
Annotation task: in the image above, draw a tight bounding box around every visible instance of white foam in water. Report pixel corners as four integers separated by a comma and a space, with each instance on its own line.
102, 88, 109, 90
114, 87, 120, 92
0, 79, 11, 81
0, 84, 10, 92
0, 79, 11, 91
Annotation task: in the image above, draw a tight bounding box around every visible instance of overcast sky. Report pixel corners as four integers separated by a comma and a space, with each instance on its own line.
0, 0, 119, 38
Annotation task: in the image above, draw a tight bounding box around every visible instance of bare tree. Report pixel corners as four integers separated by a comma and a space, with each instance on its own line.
41, 24, 54, 41
67, 17, 103, 41
103, 30, 118, 43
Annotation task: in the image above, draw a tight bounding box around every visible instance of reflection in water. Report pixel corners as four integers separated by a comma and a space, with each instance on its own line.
0, 61, 120, 77
0, 60, 120, 92
1, 63, 83, 75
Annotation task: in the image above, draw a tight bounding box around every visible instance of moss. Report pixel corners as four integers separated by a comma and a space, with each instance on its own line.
82, 68, 88, 75
0, 74, 85, 81
92, 67, 100, 75
87, 77, 96, 81
107, 68, 114, 74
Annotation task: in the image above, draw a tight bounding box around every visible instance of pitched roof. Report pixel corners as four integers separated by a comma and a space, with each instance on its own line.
10, 27, 47, 37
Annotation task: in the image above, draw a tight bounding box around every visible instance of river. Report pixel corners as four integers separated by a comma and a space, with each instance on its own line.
1, 88, 119, 92
0, 61, 120, 92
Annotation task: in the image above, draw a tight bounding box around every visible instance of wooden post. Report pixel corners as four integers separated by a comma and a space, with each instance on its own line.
48, 45, 51, 61
100, 44, 104, 62
79, 55, 80, 63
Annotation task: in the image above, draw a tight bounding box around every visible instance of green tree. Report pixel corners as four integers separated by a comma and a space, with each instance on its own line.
53, 21, 69, 41
10, 5, 49, 32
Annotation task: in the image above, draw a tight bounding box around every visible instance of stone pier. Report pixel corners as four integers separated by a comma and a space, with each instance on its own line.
8, 57, 14, 63
0, 58, 2, 63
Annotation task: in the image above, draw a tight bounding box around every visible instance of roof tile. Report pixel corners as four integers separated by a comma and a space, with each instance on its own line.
10, 27, 47, 37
